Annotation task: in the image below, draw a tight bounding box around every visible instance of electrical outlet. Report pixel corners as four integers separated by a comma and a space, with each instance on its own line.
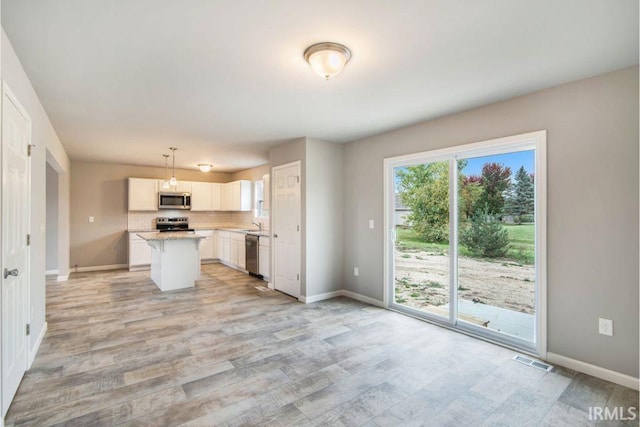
369, 219, 374, 229
89, 216, 94, 223
354, 267, 359, 277
598, 318, 613, 336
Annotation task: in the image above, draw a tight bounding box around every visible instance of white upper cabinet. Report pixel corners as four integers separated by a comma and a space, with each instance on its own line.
221, 183, 232, 211
128, 178, 158, 211
191, 182, 213, 211
172, 181, 192, 193
229, 180, 252, 211
211, 183, 222, 211
128, 177, 251, 212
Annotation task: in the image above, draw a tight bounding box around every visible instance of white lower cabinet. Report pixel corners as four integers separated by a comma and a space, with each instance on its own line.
196, 230, 215, 260
216, 231, 246, 270
259, 237, 270, 279
129, 232, 154, 269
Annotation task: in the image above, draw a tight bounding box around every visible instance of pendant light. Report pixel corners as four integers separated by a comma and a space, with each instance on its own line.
198, 164, 213, 173
162, 154, 170, 189
169, 147, 178, 187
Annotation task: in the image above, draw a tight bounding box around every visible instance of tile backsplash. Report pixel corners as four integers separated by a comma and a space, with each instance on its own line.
128, 210, 266, 231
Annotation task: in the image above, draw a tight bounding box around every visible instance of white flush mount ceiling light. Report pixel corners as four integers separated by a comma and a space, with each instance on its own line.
169, 147, 178, 187
198, 164, 213, 173
304, 42, 351, 80
162, 154, 170, 189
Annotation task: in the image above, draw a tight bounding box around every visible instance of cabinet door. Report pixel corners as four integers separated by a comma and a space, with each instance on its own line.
195, 231, 214, 259
223, 238, 231, 262
222, 183, 232, 211
239, 180, 252, 211
211, 183, 222, 211
212, 232, 219, 259
231, 181, 241, 211
174, 181, 192, 193
129, 238, 151, 266
259, 245, 270, 278
128, 178, 158, 211
230, 239, 238, 265
191, 182, 213, 211
218, 236, 226, 261
237, 239, 246, 269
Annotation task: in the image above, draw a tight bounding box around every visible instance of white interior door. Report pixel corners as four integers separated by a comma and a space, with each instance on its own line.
273, 162, 301, 298
2, 83, 31, 415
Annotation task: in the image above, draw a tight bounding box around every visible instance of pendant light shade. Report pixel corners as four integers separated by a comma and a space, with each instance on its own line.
304, 42, 351, 80
169, 147, 178, 187
198, 164, 213, 173
162, 154, 170, 189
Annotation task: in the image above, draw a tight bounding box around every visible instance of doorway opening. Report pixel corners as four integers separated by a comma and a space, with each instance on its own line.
384, 131, 546, 355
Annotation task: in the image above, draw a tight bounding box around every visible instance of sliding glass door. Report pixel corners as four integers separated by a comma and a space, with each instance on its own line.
386, 132, 546, 355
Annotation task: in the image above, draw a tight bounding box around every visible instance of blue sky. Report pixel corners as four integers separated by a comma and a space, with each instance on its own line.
460, 150, 534, 178
394, 150, 534, 190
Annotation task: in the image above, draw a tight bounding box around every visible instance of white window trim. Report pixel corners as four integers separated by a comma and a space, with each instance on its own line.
383, 130, 547, 358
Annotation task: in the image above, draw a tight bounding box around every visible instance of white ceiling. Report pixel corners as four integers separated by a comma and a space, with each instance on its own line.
2, 1, 638, 172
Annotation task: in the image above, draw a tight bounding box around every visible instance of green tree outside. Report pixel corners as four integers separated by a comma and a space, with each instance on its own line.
397, 162, 449, 243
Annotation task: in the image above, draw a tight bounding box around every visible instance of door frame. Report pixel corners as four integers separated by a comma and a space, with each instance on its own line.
1, 81, 33, 416
383, 130, 547, 358
270, 160, 302, 299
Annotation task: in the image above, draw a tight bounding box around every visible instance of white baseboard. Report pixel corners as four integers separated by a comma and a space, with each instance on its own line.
267, 282, 274, 290
341, 290, 385, 307
56, 275, 69, 282
75, 264, 128, 273
300, 290, 343, 304
28, 322, 47, 368
299, 289, 385, 307
546, 352, 639, 390
45, 269, 58, 275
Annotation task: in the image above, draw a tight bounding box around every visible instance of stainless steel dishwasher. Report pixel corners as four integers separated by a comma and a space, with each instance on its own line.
245, 234, 260, 277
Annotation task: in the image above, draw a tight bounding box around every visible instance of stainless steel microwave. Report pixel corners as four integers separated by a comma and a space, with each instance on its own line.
158, 192, 191, 210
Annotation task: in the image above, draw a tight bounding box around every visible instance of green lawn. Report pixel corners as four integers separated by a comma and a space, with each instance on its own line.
396, 223, 535, 264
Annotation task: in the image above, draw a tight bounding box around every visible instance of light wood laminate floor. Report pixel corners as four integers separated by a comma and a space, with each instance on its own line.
6, 264, 638, 426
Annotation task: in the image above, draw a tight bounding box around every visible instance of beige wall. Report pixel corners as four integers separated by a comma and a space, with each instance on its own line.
2, 30, 71, 353
305, 138, 344, 297
231, 163, 270, 182
45, 163, 58, 271
342, 67, 639, 377
70, 161, 232, 268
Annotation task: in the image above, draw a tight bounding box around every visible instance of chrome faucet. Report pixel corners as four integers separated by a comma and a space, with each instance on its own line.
252, 221, 262, 231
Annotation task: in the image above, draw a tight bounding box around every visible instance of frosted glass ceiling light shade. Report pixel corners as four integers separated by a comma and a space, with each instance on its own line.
304, 42, 351, 80
198, 164, 213, 173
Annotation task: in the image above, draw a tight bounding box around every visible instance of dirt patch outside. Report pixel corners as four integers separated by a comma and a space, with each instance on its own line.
394, 249, 535, 315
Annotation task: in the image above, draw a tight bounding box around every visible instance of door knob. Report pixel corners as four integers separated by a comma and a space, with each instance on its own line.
4, 268, 18, 279
274, 234, 278, 238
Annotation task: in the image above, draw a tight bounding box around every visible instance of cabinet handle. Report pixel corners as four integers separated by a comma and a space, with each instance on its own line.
274, 234, 278, 238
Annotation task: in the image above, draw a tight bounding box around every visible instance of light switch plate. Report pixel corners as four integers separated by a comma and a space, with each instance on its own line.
598, 318, 613, 336
354, 267, 359, 276
89, 216, 95, 223
369, 220, 374, 229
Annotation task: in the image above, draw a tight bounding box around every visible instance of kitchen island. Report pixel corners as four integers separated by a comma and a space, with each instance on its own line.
137, 232, 205, 291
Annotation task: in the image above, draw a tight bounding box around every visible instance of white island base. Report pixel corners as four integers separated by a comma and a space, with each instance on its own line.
139, 233, 205, 291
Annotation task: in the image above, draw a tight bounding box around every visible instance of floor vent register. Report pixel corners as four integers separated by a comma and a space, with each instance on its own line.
512, 354, 554, 372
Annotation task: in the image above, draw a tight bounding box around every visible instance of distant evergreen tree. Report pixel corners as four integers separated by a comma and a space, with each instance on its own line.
460, 206, 510, 258
510, 166, 534, 223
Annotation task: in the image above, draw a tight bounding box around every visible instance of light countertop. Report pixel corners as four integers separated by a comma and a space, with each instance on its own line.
129, 226, 270, 238
137, 232, 206, 241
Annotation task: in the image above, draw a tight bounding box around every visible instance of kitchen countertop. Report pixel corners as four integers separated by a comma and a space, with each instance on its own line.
137, 232, 206, 241
129, 227, 270, 238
